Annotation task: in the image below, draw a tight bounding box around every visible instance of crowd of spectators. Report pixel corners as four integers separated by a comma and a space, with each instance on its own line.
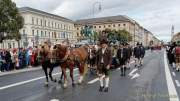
0, 47, 40, 72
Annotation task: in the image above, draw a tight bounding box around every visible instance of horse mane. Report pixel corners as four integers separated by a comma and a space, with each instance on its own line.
55, 44, 68, 59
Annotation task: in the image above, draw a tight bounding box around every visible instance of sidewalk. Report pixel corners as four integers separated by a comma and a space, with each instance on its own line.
0, 66, 42, 77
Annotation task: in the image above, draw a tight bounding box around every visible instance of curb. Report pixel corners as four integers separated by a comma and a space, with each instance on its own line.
0, 67, 42, 77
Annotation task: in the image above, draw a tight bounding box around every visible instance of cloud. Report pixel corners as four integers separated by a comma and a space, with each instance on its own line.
12, 0, 180, 42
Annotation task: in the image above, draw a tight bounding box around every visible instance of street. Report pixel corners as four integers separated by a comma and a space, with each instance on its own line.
0, 50, 180, 101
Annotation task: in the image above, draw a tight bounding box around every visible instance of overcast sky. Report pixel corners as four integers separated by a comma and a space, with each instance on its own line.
12, 0, 180, 42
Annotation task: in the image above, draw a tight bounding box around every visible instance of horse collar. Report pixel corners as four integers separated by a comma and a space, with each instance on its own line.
60, 50, 70, 63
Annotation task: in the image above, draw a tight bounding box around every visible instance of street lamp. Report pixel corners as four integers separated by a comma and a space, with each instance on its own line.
93, 1, 102, 18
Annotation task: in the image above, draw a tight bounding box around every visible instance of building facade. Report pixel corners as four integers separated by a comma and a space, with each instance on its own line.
172, 32, 180, 42
75, 15, 146, 46
0, 7, 76, 49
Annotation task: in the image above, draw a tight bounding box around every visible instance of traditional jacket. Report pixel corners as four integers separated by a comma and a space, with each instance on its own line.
96, 47, 112, 69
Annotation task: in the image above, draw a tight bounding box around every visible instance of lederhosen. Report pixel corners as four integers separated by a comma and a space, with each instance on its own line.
98, 48, 109, 76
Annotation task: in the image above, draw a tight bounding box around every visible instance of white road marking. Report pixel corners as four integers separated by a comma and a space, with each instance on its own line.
172, 72, 176, 77
87, 75, 105, 84
175, 80, 180, 87
0, 68, 79, 90
128, 68, 138, 76
131, 73, 140, 79
164, 51, 179, 101
50, 99, 59, 101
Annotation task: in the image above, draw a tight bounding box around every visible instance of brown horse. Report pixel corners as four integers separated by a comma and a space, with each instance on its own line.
54, 44, 89, 88
39, 42, 57, 86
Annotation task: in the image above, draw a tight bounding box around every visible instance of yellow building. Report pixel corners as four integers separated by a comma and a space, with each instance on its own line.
75, 15, 146, 46
172, 32, 180, 42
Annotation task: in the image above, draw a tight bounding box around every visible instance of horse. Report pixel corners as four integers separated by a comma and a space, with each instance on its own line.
39, 42, 57, 86
54, 44, 89, 88
88, 45, 98, 75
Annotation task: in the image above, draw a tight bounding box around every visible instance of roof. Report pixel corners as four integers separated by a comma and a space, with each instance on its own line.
75, 15, 133, 25
19, 7, 74, 23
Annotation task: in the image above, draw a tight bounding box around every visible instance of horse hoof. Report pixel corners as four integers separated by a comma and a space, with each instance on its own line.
78, 81, 82, 85
44, 82, 49, 87
63, 85, 67, 89
72, 83, 76, 87
54, 79, 57, 82
58, 80, 62, 84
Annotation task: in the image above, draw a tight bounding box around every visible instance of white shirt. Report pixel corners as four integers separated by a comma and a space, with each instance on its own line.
101, 47, 107, 63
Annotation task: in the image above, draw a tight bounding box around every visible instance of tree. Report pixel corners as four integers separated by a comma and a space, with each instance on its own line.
102, 29, 132, 44
0, 0, 24, 43
116, 30, 132, 43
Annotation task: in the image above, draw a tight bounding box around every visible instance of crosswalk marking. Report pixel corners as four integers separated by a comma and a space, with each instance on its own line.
88, 75, 105, 84
172, 72, 176, 77
175, 80, 180, 87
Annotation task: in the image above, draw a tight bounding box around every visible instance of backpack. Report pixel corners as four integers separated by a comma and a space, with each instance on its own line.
175, 47, 180, 55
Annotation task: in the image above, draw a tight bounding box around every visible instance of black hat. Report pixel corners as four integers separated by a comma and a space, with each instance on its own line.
100, 38, 108, 44
137, 42, 140, 46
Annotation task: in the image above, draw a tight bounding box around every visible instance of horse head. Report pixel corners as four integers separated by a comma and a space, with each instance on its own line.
54, 44, 68, 60
40, 42, 51, 57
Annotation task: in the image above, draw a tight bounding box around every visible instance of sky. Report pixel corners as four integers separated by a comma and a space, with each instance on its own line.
12, 0, 180, 42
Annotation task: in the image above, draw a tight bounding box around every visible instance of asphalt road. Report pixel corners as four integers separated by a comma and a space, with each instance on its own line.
0, 50, 179, 101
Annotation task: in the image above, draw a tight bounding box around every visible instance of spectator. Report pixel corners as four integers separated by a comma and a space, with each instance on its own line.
5, 50, 12, 71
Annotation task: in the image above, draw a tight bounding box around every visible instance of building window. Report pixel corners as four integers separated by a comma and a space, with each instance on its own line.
41, 19, 42, 26
77, 28, 79, 30
54, 32, 57, 38
55, 23, 57, 28
108, 25, 111, 27
13, 43, 15, 48
45, 31, 47, 37
77, 33, 79, 37
32, 17, 34, 25
58, 24, 59, 28
113, 24, 115, 27
94, 26, 96, 28
104, 25, 106, 28
48, 22, 50, 27
62, 32, 65, 38
23, 29, 25, 34
49, 32, 50, 37
41, 31, 43, 37
52, 22, 53, 28
118, 24, 121, 26
52, 32, 54, 38
32, 30, 34, 36
36, 18, 38, 25
44, 20, 46, 26
37, 30, 39, 36
8, 43, 11, 48
64, 25, 65, 29
123, 24, 126, 26
99, 26, 101, 28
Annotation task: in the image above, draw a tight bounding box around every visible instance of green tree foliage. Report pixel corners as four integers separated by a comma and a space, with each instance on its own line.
0, 0, 24, 42
102, 28, 132, 43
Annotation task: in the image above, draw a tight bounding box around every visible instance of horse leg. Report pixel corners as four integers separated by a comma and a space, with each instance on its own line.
58, 71, 64, 84
42, 65, 49, 86
70, 65, 75, 87
62, 67, 68, 88
49, 63, 57, 82
78, 63, 84, 84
